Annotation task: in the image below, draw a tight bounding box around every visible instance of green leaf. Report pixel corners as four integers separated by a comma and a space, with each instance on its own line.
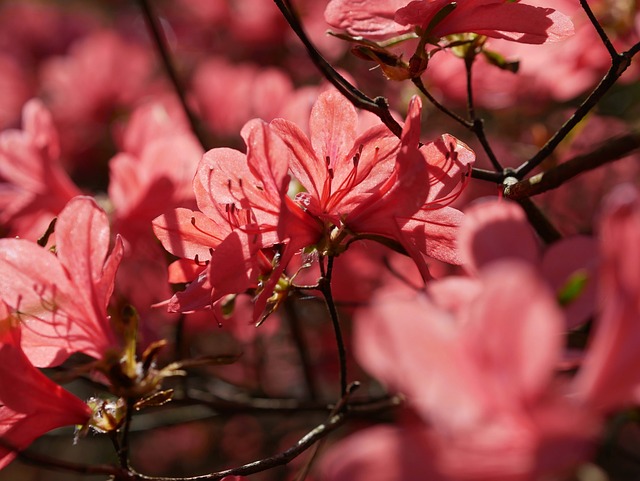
557, 270, 589, 307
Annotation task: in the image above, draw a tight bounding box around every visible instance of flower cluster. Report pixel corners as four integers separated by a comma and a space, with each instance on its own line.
0, 0, 638, 480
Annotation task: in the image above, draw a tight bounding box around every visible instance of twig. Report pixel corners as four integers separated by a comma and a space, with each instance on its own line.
504, 178, 562, 243
284, 298, 320, 400
515, 6, 638, 178
131, 412, 348, 480
504, 131, 640, 200
273, 0, 403, 137
411, 76, 470, 128
580, 0, 617, 58
464, 53, 502, 172
117, 398, 135, 469
319, 255, 348, 397
136, 0, 209, 149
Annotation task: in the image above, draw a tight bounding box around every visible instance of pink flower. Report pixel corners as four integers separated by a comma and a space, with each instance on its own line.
0, 196, 123, 367
458, 198, 598, 328
573, 185, 640, 412
0, 304, 91, 469
326, 0, 574, 44
191, 58, 294, 138
323, 261, 600, 481
153, 119, 290, 322
39, 30, 154, 159
0, 99, 81, 240
271, 90, 475, 279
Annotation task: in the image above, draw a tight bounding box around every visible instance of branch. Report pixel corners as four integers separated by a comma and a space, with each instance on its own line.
504, 131, 640, 200
285, 298, 320, 400
273, 0, 403, 137
464, 53, 502, 172
515, 6, 638, 178
137, 0, 210, 150
319, 255, 348, 397
411, 76, 470, 128
131, 413, 348, 481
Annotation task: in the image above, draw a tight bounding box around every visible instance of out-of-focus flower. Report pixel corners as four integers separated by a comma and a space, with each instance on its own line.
0, 98, 81, 240
39, 30, 154, 159
574, 185, 640, 412
323, 261, 600, 481
458, 198, 598, 328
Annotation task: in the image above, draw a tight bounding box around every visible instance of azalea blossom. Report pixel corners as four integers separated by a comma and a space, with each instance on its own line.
325, 0, 574, 44
0, 303, 91, 469
458, 198, 598, 328
573, 184, 640, 412
323, 261, 600, 481
271, 89, 475, 279
153, 118, 291, 322
0, 98, 81, 240
0, 196, 123, 367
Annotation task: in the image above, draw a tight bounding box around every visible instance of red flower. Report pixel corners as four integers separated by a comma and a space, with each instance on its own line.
0, 99, 81, 240
153, 119, 291, 322
0, 305, 91, 469
323, 262, 599, 481
574, 185, 640, 412
271, 90, 475, 279
0, 196, 123, 367
326, 0, 574, 44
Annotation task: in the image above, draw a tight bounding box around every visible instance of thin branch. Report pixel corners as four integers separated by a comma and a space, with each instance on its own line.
515, 9, 638, 179
470, 167, 504, 182
117, 398, 135, 469
580, 0, 617, 58
504, 178, 562, 243
137, 0, 209, 150
273, 0, 403, 137
504, 131, 640, 200
464, 53, 502, 172
411, 76, 471, 128
320, 255, 348, 397
284, 298, 320, 400
131, 413, 348, 481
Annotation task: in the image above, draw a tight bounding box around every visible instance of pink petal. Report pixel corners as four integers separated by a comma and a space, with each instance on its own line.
320, 425, 442, 481
459, 199, 539, 274
241, 119, 290, 207
398, 205, 464, 266
152, 208, 229, 259
309, 90, 358, 178
355, 286, 490, 432
0, 239, 83, 366
573, 185, 640, 412
270, 117, 326, 200
324, 0, 414, 40
0, 322, 91, 468
396, 0, 574, 44
462, 261, 564, 406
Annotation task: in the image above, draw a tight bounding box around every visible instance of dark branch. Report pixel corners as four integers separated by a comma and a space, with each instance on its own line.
137, 0, 210, 150
273, 0, 403, 137
504, 131, 640, 200
515, 5, 639, 179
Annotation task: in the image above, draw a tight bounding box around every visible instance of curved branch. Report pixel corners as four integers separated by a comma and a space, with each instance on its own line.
273, 0, 403, 137
515, 4, 639, 179
137, 0, 210, 150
